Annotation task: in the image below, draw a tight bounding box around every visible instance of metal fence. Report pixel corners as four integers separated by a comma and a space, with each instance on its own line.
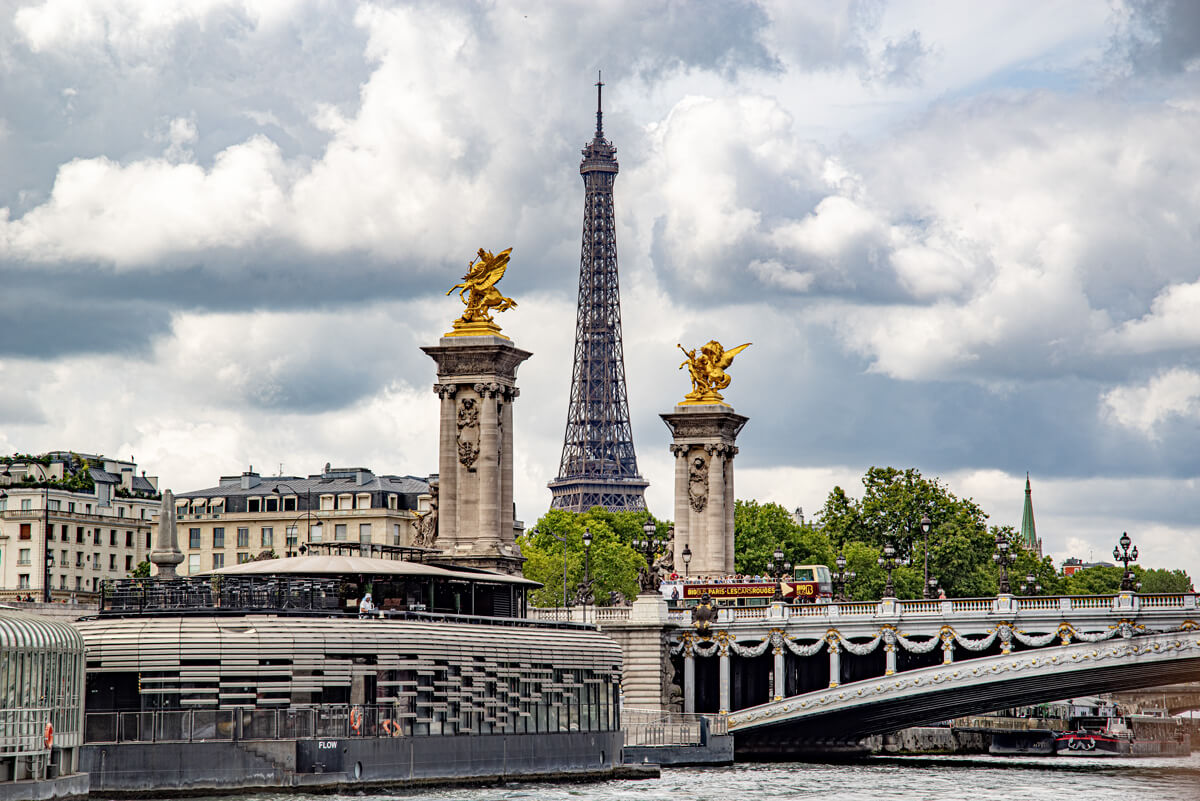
85, 705, 418, 744
621, 708, 727, 746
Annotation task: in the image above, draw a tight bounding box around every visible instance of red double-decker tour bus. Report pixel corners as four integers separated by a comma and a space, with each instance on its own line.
661, 564, 833, 607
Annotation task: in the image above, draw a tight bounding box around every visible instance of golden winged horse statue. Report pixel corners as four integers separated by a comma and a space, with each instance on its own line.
445, 247, 518, 336
678, 339, 751, 404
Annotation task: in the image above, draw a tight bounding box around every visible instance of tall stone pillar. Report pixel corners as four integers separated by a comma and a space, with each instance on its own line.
661, 406, 748, 578
422, 336, 531, 574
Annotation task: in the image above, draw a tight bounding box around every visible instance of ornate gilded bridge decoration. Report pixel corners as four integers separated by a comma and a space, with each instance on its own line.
446, 247, 517, 338
678, 339, 751, 405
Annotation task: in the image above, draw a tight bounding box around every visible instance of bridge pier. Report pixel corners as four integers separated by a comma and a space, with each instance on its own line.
773, 643, 784, 701
719, 643, 730, 714
684, 648, 695, 713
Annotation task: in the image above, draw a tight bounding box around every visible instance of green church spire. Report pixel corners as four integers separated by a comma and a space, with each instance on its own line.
1020, 473, 1041, 556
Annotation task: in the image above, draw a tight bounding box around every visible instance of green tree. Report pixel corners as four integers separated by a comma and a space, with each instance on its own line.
130, 559, 151, 578
733, 500, 836, 577
1139, 568, 1193, 593
1063, 565, 1125, 595
817, 467, 999, 599
519, 509, 652, 607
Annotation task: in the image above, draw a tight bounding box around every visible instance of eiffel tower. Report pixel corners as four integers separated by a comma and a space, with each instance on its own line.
548, 75, 648, 512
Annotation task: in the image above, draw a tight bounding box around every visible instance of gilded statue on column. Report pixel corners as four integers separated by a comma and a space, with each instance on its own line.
445, 247, 518, 338
677, 339, 751, 405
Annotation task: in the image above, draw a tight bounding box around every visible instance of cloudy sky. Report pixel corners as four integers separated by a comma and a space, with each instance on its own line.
3, 0, 1200, 581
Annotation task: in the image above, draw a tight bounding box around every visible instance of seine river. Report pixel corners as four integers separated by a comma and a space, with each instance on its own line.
167, 754, 1200, 801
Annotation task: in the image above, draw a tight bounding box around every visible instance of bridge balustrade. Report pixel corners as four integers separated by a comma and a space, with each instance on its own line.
667, 592, 1199, 716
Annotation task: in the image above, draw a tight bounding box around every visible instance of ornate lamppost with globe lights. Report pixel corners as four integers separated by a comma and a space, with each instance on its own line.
634, 519, 665, 594
681, 542, 692, 578
1113, 532, 1140, 592
770, 544, 792, 601
1020, 573, 1042, 595
832, 552, 856, 601
877, 541, 908, 599
918, 514, 936, 598
993, 531, 1017, 595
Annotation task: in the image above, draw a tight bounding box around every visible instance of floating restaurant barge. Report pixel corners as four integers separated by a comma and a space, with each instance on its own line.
72, 550, 625, 796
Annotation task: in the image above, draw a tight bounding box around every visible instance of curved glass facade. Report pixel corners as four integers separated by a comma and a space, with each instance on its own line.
0, 610, 85, 782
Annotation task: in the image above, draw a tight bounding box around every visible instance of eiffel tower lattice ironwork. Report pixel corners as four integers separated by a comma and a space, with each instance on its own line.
548, 75, 648, 512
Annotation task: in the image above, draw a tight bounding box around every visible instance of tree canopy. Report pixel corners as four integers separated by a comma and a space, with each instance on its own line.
520, 467, 1192, 604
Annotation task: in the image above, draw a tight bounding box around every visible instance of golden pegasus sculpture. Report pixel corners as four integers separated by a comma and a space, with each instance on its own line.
678, 339, 751, 405
445, 247, 517, 337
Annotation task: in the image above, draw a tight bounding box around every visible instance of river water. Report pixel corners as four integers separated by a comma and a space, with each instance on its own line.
164, 753, 1200, 801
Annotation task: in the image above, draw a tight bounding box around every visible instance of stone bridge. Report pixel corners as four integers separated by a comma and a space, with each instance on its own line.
532, 591, 1200, 742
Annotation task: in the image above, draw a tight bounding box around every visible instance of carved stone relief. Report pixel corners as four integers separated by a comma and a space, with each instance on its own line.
411, 482, 439, 548
688, 451, 709, 512
457, 397, 480, 471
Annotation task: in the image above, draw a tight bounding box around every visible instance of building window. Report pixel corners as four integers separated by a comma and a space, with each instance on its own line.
265, 497, 278, 513
320, 495, 334, 511
18, 575, 29, 589
144, 532, 151, 548
75, 552, 83, 567
283, 496, 297, 512
310, 524, 323, 543
17, 548, 31, 565
125, 555, 133, 571
67, 502, 75, 513
108, 554, 116, 571
117, 506, 125, 518
359, 523, 371, 544
334, 524, 347, 541
93, 530, 101, 545
188, 554, 201, 574
237, 527, 249, 548
20, 499, 31, 512
48, 499, 61, 511
60, 575, 67, 589
74, 576, 81, 591
189, 528, 201, 549
85, 504, 91, 514
247, 498, 261, 513
213, 527, 225, 548
357, 494, 371, 509
76, 527, 84, 543
19, 524, 31, 540
60, 549, 68, 565
388, 494, 398, 510
213, 553, 225, 569
109, 530, 117, 546
286, 526, 298, 547
261, 527, 273, 548
392, 524, 401, 546
125, 531, 133, 546
237, 552, 250, 564
338, 494, 353, 510
92, 552, 99, 567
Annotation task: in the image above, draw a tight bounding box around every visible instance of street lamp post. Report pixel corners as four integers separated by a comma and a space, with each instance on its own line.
634, 519, 663, 594
877, 540, 907, 598
919, 514, 934, 598
681, 542, 692, 578
993, 531, 1017, 595
1020, 573, 1042, 595
832, 552, 856, 601
270, 484, 322, 553
581, 527, 593, 623
1113, 532, 1140, 592
770, 544, 791, 601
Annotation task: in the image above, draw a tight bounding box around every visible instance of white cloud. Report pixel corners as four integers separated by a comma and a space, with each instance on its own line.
1106, 279, 1200, 353
1102, 368, 1200, 437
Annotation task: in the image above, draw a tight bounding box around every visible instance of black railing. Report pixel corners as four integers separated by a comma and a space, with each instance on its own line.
99, 576, 342, 614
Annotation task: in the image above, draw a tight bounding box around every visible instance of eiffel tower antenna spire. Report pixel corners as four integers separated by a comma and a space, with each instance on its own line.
595, 70, 604, 137
548, 76, 648, 512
